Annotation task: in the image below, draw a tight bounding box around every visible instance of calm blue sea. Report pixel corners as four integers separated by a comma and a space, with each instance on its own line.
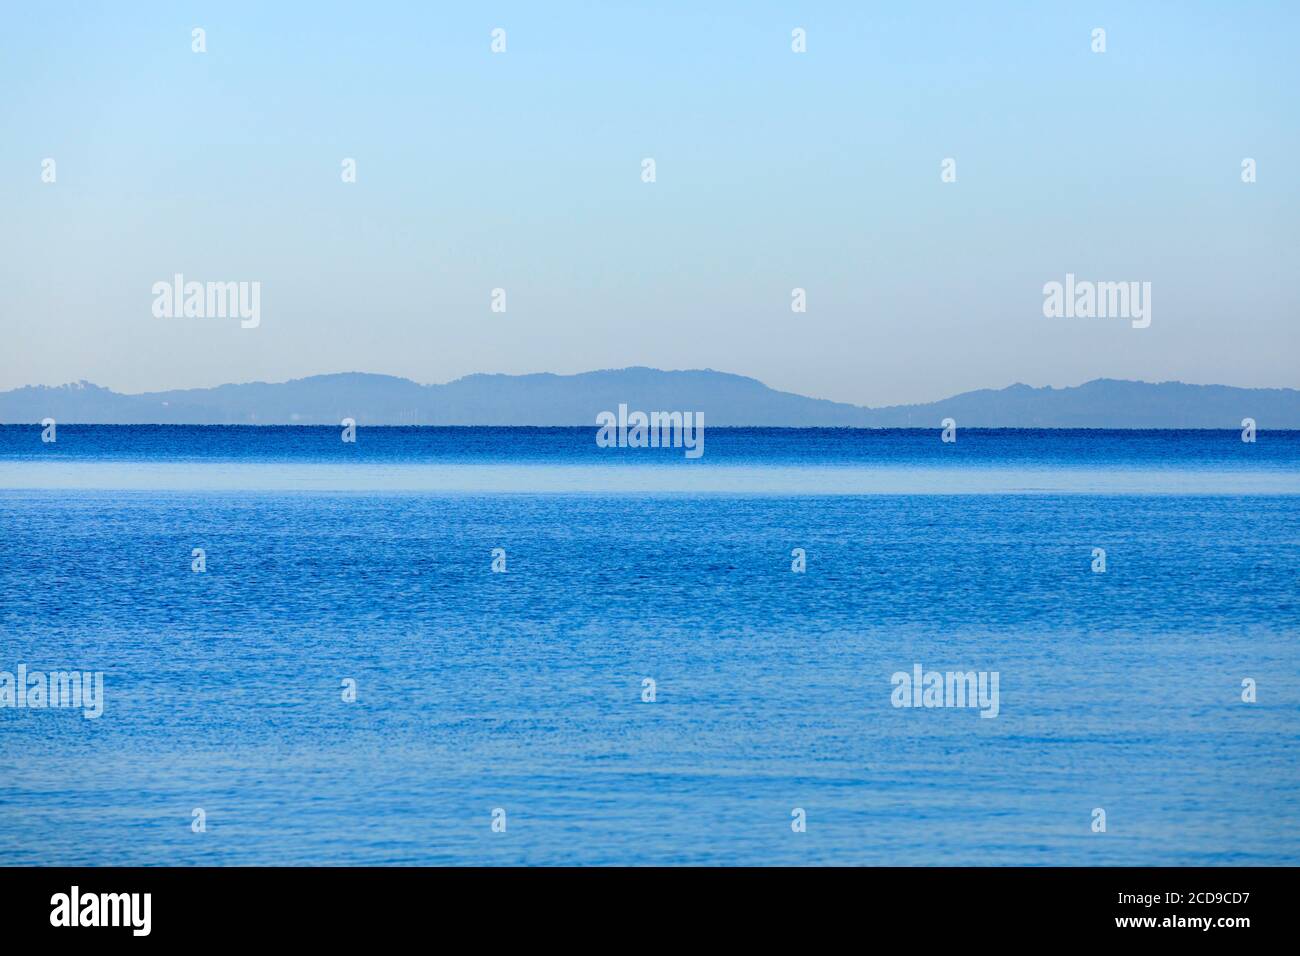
1, 426, 1297, 865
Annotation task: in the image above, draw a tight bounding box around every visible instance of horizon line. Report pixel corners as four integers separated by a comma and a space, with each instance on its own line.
4, 423, 1297, 432
8, 367, 1300, 413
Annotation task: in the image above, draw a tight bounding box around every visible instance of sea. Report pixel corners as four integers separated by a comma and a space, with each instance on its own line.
1, 426, 1297, 865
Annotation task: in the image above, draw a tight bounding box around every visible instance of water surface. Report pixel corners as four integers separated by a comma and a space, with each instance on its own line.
1, 428, 1296, 864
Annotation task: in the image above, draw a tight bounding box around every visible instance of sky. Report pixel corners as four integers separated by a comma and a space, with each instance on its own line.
1, 1, 1297, 407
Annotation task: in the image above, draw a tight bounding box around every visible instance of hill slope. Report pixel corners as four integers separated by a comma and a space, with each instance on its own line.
1, 370, 1296, 427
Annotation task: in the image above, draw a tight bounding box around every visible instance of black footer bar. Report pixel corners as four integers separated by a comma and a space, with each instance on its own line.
0, 866, 1286, 942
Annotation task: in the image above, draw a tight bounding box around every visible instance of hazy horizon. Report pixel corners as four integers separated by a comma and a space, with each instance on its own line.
7, 366, 1300, 407
3, 1, 1297, 406
7, 366, 1300, 428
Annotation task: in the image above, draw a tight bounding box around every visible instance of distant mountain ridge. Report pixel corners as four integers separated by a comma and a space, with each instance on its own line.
1, 369, 1297, 428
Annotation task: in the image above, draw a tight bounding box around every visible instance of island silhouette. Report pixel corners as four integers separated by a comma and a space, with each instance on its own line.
2, 368, 1297, 428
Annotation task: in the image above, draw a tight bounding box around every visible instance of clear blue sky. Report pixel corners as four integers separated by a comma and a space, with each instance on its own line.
2, 1, 1296, 405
